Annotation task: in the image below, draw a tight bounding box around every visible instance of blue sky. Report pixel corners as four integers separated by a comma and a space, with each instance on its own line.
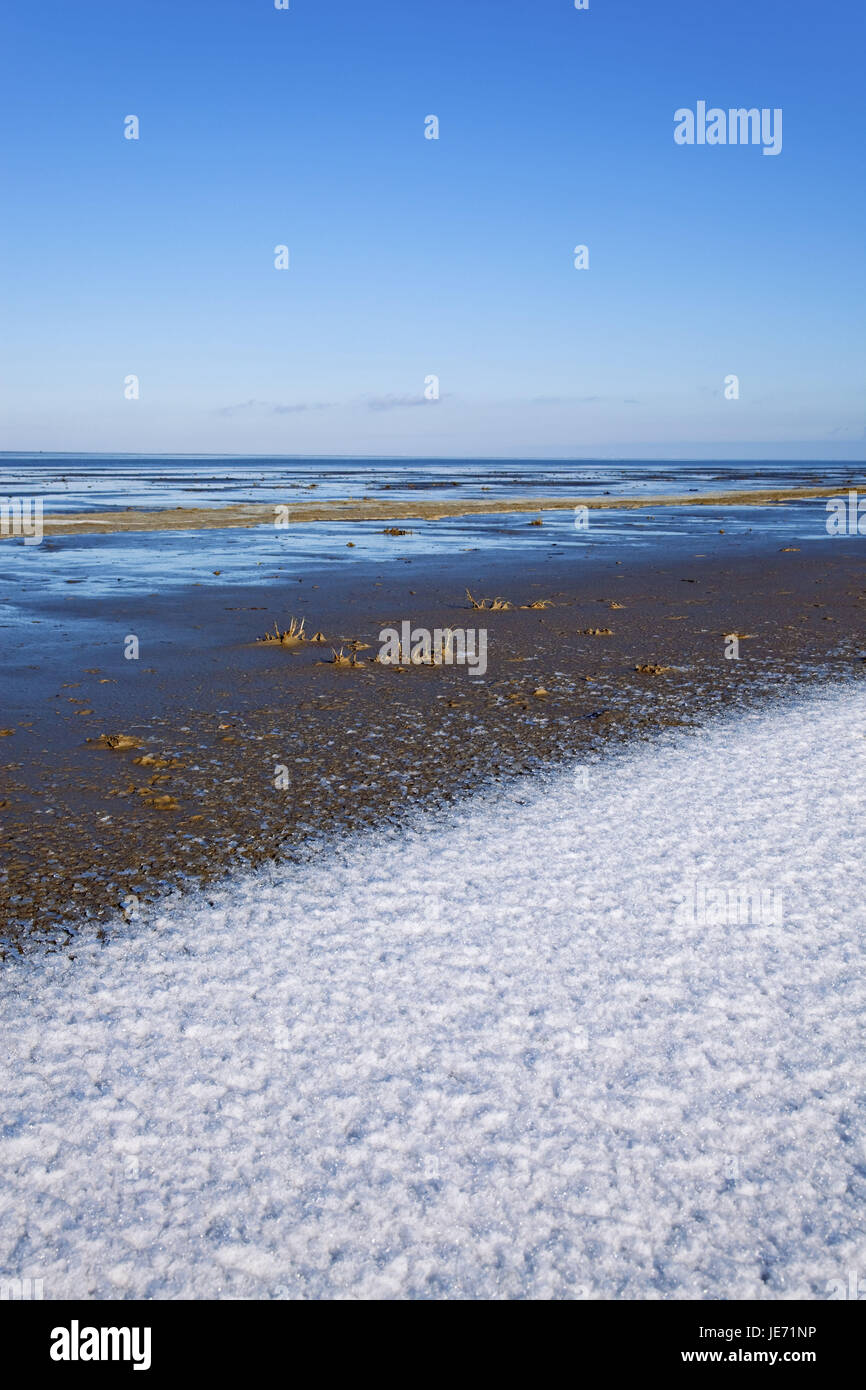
0, 0, 863, 459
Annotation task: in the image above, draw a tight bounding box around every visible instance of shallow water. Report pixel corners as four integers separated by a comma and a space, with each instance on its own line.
0, 457, 860, 615
0, 453, 860, 514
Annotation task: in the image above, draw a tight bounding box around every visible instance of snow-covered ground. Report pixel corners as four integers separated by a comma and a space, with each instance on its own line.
2, 684, 865, 1300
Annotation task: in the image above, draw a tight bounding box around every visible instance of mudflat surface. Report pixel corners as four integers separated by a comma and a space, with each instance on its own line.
1, 538, 864, 952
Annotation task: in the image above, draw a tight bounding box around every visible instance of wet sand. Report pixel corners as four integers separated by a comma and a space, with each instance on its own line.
1, 537, 864, 953
1, 485, 857, 538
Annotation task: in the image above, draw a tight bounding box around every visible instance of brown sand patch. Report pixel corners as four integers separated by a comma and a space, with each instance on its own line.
257, 617, 307, 647
87, 734, 142, 751
7, 485, 859, 539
